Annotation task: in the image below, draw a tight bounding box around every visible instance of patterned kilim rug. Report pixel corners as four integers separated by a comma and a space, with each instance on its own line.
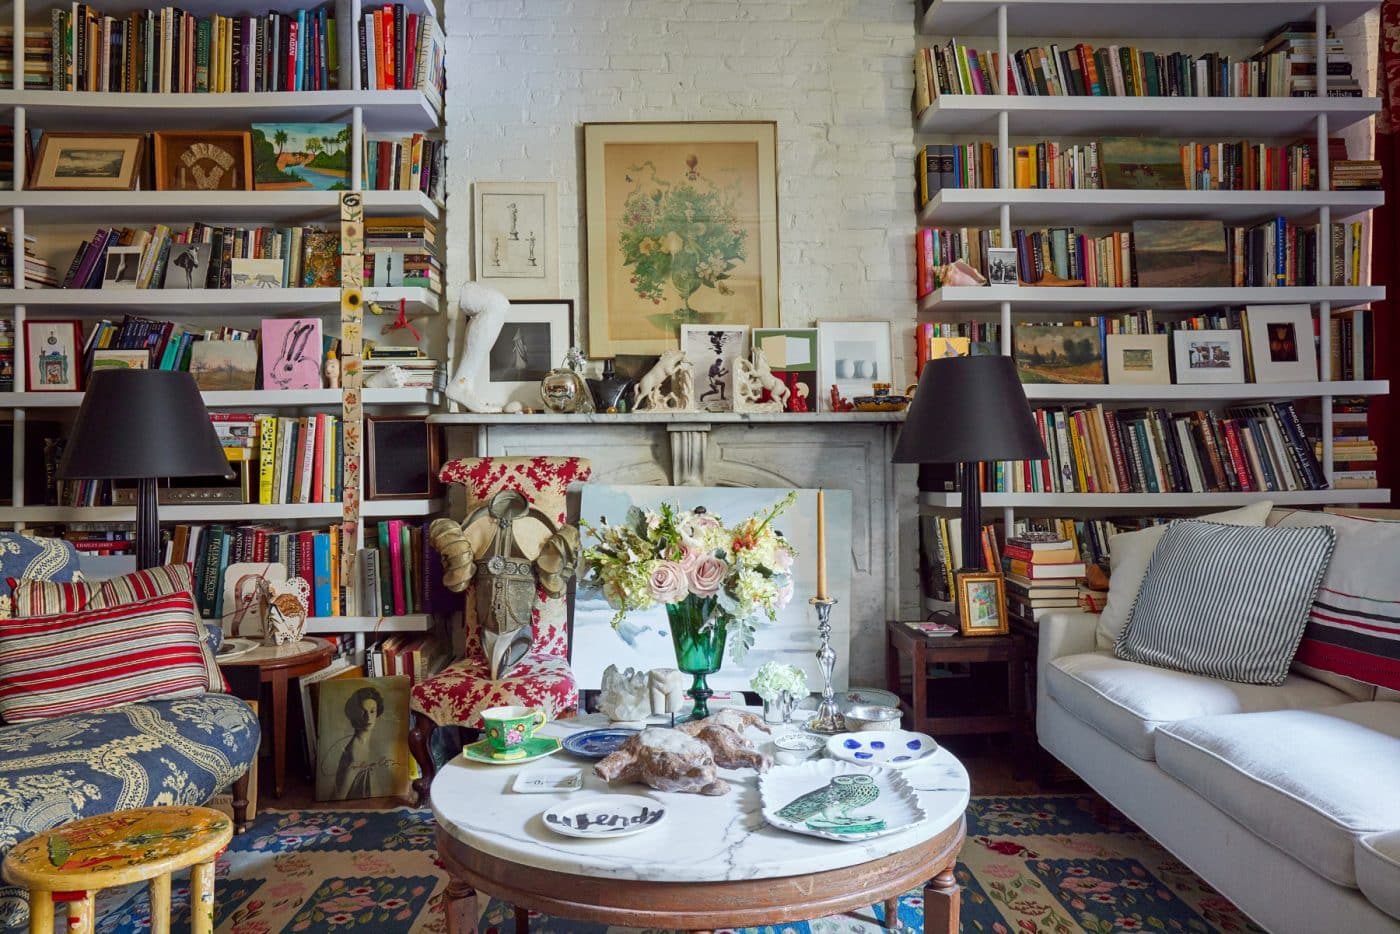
81, 796, 1262, 934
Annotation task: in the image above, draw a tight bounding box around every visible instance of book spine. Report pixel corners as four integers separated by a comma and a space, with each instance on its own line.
312, 532, 332, 617
388, 518, 405, 615
1221, 419, 1254, 491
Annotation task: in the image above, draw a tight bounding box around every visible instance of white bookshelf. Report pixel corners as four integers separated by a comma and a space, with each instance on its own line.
920, 189, 1385, 227
0, 388, 440, 408
0, 287, 440, 316
921, 0, 1378, 37
919, 286, 1385, 314
919, 490, 1389, 510
1021, 380, 1389, 403
0, 190, 441, 224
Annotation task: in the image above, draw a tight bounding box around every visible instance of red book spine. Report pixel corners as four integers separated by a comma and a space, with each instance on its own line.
1102, 414, 1132, 493
297, 532, 314, 594
1222, 419, 1254, 491
310, 412, 326, 503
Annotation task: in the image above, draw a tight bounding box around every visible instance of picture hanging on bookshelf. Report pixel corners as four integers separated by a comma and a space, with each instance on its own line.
365, 417, 443, 501
1173, 329, 1245, 384
100, 247, 144, 289
262, 318, 323, 390
29, 133, 144, 191
164, 243, 213, 290
251, 124, 350, 191
153, 131, 253, 192
189, 341, 258, 391
91, 349, 150, 372
1245, 305, 1318, 383
1131, 219, 1230, 288
473, 181, 560, 299
1098, 137, 1186, 190
24, 320, 82, 391
1105, 334, 1170, 386
1014, 324, 1104, 385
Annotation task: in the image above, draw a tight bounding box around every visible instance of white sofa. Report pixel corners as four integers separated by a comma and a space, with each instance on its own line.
1037, 609, 1400, 933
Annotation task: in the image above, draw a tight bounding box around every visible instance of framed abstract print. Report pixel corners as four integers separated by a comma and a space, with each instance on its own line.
584, 121, 779, 357
1244, 304, 1318, 383
473, 181, 560, 299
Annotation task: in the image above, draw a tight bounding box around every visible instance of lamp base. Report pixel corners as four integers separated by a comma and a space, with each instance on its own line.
136, 477, 160, 571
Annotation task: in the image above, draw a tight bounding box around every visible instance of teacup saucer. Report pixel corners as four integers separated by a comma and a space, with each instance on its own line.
462, 736, 562, 766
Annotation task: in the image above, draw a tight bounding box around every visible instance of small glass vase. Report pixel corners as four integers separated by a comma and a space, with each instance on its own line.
665, 595, 728, 720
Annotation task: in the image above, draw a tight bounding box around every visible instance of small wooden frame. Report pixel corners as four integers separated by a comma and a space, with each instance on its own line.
29, 132, 145, 190
365, 416, 442, 500
153, 130, 254, 192
955, 571, 1009, 637
24, 319, 84, 391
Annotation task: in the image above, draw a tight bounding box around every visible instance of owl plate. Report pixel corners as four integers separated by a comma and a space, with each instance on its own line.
825, 730, 938, 769
759, 759, 926, 843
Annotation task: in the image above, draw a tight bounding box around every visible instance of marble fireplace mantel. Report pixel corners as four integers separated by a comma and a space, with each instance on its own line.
428, 412, 918, 686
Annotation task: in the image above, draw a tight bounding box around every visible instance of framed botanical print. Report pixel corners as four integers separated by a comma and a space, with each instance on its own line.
1244, 304, 1317, 383
29, 132, 145, 190
817, 320, 893, 410
681, 324, 748, 413
956, 571, 1008, 637
584, 121, 780, 357
473, 181, 560, 299
24, 320, 83, 391
1105, 334, 1171, 385
477, 299, 573, 409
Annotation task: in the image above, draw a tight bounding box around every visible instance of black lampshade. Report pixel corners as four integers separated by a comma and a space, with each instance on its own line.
58, 370, 233, 481
893, 355, 1047, 464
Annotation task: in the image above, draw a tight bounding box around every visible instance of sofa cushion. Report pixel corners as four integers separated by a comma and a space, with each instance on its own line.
1047, 651, 1351, 759
1356, 830, 1400, 921
1156, 702, 1400, 887
9, 562, 194, 617
0, 692, 259, 928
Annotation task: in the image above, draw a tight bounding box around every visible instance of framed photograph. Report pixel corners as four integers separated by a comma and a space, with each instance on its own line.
24, 320, 83, 391
1173, 329, 1245, 384
681, 324, 748, 413
956, 571, 1008, 637
473, 181, 560, 299
315, 676, 411, 801
188, 341, 259, 391
260, 318, 323, 390
1098, 137, 1187, 190
986, 246, 1019, 285
250, 123, 350, 191
91, 349, 150, 371
1245, 304, 1317, 383
753, 327, 818, 413
366, 416, 443, 500
1014, 324, 1104, 384
584, 121, 780, 357
1105, 334, 1171, 385
100, 246, 144, 289
29, 132, 145, 190
163, 242, 213, 289
153, 130, 253, 191
476, 299, 573, 409
1131, 219, 1229, 288
817, 320, 892, 409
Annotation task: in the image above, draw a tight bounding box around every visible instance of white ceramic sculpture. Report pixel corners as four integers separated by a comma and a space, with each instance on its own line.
446, 282, 509, 413
365, 364, 407, 388
648, 668, 689, 716
600, 664, 652, 725
732, 349, 789, 414
261, 577, 311, 646
633, 349, 697, 412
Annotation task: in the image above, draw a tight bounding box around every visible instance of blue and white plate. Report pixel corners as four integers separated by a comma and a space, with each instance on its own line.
824, 730, 938, 769
561, 728, 640, 759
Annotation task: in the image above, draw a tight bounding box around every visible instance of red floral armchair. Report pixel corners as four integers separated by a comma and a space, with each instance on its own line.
409, 456, 590, 800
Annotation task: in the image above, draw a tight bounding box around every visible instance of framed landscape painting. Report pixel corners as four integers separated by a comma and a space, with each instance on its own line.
1014, 324, 1104, 384
1131, 219, 1229, 288
584, 122, 779, 357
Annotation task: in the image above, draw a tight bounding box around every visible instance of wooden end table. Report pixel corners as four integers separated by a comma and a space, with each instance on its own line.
431, 712, 970, 933
218, 637, 334, 798
885, 619, 1029, 740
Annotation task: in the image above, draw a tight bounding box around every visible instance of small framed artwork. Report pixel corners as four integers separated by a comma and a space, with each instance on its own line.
29, 132, 145, 190
1173, 329, 1245, 384
231, 257, 285, 289
1105, 334, 1171, 385
987, 247, 1019, 285
474, 181, 560, 299
366, 416, 443, 500
479, 299, 573, 409
24, 320, 83, 391
163, 242, 213, 289
261, 318, 323, 390
250, 123, 349, 190
91, 349, 150, 371
817, 320, 893, 410
681, 324, 749, 412
152, 130, 253, 191
100, 246, 144, 289
752, 327, 818, 412
956, 571, 1008, 637
189, 341, 258, 391
1245, 304, 1317, 383
1014, 324, 1104, 384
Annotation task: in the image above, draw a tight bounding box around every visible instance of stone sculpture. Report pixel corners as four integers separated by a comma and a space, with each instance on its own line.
732, 349, 789, 413
599, 665, 652, 724
647, 668, 689, 716
632, 349, 696, 412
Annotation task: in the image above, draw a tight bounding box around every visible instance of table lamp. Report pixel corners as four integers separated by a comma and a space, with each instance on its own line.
58, 369, 233, 570
893, 355, 1047, 571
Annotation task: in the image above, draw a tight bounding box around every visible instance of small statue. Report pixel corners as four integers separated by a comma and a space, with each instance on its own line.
633, 349, 696, 412
260, 577, 310, 646
788, 380, 810, 413
647, 668, 689, 716
324, 350, 340, 389
599, 665, 652, 725
732, 349, 789, 413
829, 385, 855, 412
446, 282, 509, 413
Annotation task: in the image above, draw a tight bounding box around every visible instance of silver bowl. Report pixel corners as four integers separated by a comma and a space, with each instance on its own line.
843, 704, 902, 731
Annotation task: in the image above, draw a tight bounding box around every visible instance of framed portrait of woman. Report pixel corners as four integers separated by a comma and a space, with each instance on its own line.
315, 676, 411, 801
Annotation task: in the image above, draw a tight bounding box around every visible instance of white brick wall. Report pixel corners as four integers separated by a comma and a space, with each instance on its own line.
443, 0, 919, 383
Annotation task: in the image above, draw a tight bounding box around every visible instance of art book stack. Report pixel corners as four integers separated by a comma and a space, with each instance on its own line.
1320, 397, 1377, 490
357, 5, 445, 105
363, 216, 439, 292
360, 346, 440, 388
1002, 534, 1086, 625
1255, 22, 1363, 98
0, 27, 53, 89
0, 228, 54, 288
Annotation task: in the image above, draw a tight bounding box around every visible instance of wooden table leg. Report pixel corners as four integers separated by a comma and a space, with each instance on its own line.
67, 891, 95, 934
883, 895, 900, 929
148, 873, 172, 934
270, 671, 289, 798
443, 879, 477, 934
190, 860, 216, 934
911, 638, 929, 735
26, 891, 52, 934
923, 867, 960, 934
514, 904, 529, 932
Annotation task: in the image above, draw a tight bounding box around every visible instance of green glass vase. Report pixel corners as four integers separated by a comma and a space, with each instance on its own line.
665, 595, 729, 720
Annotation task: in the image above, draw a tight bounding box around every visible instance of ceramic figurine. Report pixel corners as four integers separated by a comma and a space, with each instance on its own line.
446, 282, 509, 413
323, 350, 340, 389
588, 358, 635, 413
365, 364, 407, 388
633, 349, 696, 412
599, 665, 652, 725
647, 668, 689, 716
260, 577, 310, 645
732, 349, 789, 414
829, 385, 855, 412
540, 347, 596, 414
788, 380, 810, 413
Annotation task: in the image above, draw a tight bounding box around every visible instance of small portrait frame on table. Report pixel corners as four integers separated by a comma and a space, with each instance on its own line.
955, 571, 1008, 637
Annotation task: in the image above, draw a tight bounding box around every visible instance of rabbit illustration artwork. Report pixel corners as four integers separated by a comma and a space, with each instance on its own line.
261, 318, 323, 390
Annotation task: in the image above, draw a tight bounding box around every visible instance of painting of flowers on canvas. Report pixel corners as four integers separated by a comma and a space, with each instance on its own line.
585, 123, 779, 357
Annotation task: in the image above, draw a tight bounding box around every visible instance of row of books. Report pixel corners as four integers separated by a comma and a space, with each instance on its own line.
357, 520, 436, 617
1258, 23, 1363, 98
169, 522, 350, 619
1330, 160, 1383, 191
364, 214, 440, 291
83, 314, 253, 371
364, 133, 445, 200
0, 27, 50, 89
987, 401, 1327, 495
356, 5, 445, 104
0, 228, 54, 288
1328, 308, 1373, 382
1325, 398, 1376, 489
238, 413, 346, 505
917, 141, 1101, 199
1002, 534, 1088, 624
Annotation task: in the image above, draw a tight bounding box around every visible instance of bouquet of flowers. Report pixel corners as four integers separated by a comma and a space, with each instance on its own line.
582, 492, 797, 663
749, 661, 808, 702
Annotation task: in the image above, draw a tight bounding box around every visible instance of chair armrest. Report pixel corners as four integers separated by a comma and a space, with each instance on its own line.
1038, 611, 1100, 671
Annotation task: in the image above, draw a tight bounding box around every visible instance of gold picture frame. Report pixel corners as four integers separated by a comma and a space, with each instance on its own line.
29, 132, 145, 190
583, 121, 780, 357
956, 571, 1009, 637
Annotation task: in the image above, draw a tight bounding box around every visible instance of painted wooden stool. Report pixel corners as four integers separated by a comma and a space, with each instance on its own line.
1, 805, 232, 934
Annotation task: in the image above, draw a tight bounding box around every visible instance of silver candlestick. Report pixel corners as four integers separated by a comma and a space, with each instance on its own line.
806, 596, 846, 734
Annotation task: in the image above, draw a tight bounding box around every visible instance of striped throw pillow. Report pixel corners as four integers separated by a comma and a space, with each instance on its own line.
9, 563, 194, 617
0, 590, 212, 722
1115, 520, 1336, 685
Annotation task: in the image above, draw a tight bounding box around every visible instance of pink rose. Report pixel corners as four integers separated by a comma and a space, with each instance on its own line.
771, 545, 794, 574
647, 561, 688, 603
677, 547, 705, 575
776, 579, 794, 609
688, 555, 728, 596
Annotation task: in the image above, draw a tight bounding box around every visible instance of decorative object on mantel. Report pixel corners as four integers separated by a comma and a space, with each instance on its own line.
807, 489, 847, 735
828, 386, 854, 412
852, 382, 913, 412
761, 759, 927, 842
587, 359, 636, 413
733, 349, 790, 413
593, 710, 771, 796
598, 664, 651, 726
540, 347, 597, 414
750, 661, 808, 724
223, 562, 287, 638
647, 667, 688, 716
632, 348, 697, 411
446, 282, 514, 413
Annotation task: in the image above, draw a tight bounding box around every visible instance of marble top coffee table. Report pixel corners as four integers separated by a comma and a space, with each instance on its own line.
431, 711, 970, 934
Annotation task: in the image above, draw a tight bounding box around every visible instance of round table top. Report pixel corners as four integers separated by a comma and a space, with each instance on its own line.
2, 806, 232, 891
431, 710, 970, 884
215, 637, 332, 669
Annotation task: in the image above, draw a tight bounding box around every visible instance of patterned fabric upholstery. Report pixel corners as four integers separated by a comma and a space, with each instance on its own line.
411, 653, 578, 726
0, 692, 259, 928
0, 533, 79, 603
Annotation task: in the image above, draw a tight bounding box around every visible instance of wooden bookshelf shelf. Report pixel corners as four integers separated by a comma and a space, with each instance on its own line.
920, 0, 1379, 38
0, 287, 440, 315
0, 388, 440, 408
0, 190, 440, 224
919, 285, 1386, 314
361, 499, 444, 518
919, 189, 1385, 228
919, 490, 1388, 510
1020, 381, 1390, 403
915, 96, 1382, 137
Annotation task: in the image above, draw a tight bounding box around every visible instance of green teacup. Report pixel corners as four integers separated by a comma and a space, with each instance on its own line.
480, 705, 548, 760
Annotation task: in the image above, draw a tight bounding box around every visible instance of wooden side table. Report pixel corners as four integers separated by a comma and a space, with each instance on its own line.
885, 620, 1029, 740
218, 638, 335, 798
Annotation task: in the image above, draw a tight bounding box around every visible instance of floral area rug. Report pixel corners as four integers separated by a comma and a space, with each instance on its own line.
77, 797, 1262, 934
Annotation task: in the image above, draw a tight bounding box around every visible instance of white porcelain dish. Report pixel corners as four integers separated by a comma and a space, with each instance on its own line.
759, 758, 927, 842
824, 730, 939, 769
542, 794, 667, 839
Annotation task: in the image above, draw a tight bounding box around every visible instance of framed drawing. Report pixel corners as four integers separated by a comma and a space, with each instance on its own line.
584, 121, 780, 357
366, 416, 443, 500
1173, 329, 1245, 384
680, 324, 748, 413
260, 318, 323, 390
472, 299, 573, 409
956, 571, 1008, 636
473, 181, 560, 299
752, 327, 818, 413
1245, 304, 1317, 383
1105, 334, 1171, 385
29, 132, 145, 190
24, 320, 83, 391
152, 130, 253, 191
817, 320, 892, 410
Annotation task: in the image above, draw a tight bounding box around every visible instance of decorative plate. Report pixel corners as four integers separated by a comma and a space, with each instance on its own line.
513, 768, 584, 794
825, 730, 938, 769
562, 728, 639, 759
462, 736, 562, 766
216, 638, 259, 660
759, 759, 926, 842
542, 794, 667, 839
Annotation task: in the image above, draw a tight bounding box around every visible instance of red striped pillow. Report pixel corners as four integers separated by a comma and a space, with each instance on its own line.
9, 564, 195, 617
0, 590, 213, 722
